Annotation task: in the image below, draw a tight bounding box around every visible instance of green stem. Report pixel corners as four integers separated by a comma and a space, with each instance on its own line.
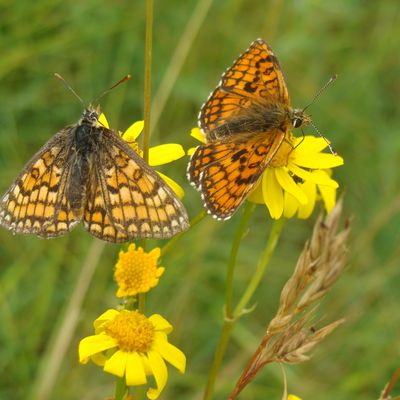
203, 321, 234, 400
203, 216, 285, 400
115, 376, 128, 400
234, 218, 285, 317
225, 202, 256, 318
203, 203, 255, 400
142, 0, 153, 163
160, 210, 207, 257
120, 3, 153, 400
138, 293, 145, 313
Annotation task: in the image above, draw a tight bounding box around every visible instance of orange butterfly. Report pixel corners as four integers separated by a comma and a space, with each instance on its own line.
188, 39, 311, 220
0, 106, 189, 242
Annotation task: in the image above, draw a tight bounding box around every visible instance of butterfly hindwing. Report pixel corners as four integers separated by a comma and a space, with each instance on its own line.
84, 128, 189, 242
0, 130, 79, 237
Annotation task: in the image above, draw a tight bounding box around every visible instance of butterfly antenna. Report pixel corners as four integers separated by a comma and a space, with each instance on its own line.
93, 74, 132, 104
54, 73, 84, 105
302, 73, 337, 113
309, 121, 337, 155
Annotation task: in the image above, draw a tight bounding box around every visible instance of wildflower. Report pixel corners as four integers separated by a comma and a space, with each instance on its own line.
100, 115, 185, 198
189, 128, 343, 219
287, 396, 302, 400
115, 244, 164, 297
79, 309, 186, 399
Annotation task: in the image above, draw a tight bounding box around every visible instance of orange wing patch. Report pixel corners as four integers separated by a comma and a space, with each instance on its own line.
189, 131, 285, 219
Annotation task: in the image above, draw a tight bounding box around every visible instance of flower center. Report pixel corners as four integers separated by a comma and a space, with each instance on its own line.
115, 245, 163, 297
269, 133, 296, 168
105, 310, 155, 353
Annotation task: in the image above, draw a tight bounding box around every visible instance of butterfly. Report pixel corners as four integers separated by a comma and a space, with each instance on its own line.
0, 106, 189, 242
187, 39, 311, 220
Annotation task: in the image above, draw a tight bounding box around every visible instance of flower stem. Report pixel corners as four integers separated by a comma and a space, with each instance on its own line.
203, 215, 285, 400
225, 202, 256, 318
203, 320, 235, 400
115, 376, 128, 400
203, 202, 255, 400
234, 218, 285, 317
127, 3, 153, 400
142, 0, 153, 164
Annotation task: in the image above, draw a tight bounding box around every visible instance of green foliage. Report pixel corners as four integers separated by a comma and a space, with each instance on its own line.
0, 0, 399, 399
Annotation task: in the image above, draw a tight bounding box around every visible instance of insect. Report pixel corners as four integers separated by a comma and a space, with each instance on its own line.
0, 103, 189, 242
188, 39, 328, 220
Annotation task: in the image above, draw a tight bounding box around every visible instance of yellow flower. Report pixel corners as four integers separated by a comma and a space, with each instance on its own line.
79, 309, 186, 400
115, 243, 164, 297
189, 128, 343, 219
288, 395, 303, 400
100, 114, 185, 199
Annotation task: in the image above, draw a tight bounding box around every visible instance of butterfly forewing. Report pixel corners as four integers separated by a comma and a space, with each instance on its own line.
199, 39, 290, 137
220, 39, 290, 104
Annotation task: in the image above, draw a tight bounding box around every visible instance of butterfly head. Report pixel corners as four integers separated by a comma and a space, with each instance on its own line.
81, 105, 101, 127
291, 108, 311, 129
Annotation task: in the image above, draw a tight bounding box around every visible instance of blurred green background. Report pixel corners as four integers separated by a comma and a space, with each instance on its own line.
0, 0, 399, 399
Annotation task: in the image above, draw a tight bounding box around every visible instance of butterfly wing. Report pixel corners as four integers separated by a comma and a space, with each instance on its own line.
188, 130, 285, 220
0, 129, 79, 237
84, 128, 189, 242
199, 39, 290, 137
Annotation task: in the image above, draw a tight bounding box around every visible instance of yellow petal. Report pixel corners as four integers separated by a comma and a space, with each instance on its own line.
283, 192, 299, 219
190, 127, 206, 143
91, 352, 108, 366
125, 352, 147, 386
289, 164, 339, 188
122, 120, 144, 142
94, 309, 120, 331
98, 113, 109, 129
79, 335, 118, 363
157, 172, 185, 199
146, 351, 168, 399
149, 247, 161, 259
297, 181, 317, 219
149, 144, 185, 166
263, 169, 284, 219
293, 135, 329, 153
275, 168, 308, 205
294, 152, 344, 169
187, 146, 197, 156
288, 395, 303, 400
247, 180, 264, 204
104, 350, 128, 379
149, 314, 173, 333
152, 338, 186, 374
318, 183, 336, 213
139, 353, 152, 375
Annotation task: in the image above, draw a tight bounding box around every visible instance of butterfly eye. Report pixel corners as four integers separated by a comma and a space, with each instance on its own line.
293, 118, 303, 128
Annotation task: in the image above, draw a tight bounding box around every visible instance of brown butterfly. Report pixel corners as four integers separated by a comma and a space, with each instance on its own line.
187, 39, 312, 220
0, 106, 189, 242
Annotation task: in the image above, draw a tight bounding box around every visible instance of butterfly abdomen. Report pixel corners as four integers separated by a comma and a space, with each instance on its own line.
67, 124, 94, 216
